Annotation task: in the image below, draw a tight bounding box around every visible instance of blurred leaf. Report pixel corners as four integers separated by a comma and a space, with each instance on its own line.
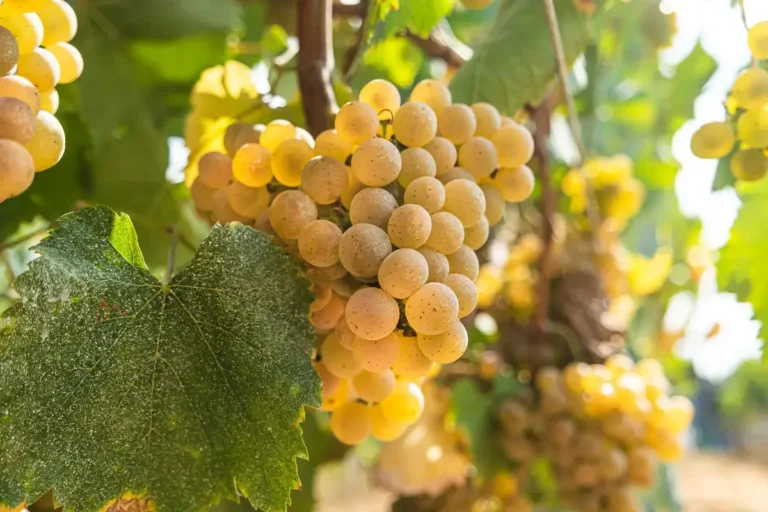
450, 0, 589, 114
131, 34, 229, 84
353, 37, 424, 89
261, 24, 290, 58
385, 0, 455, 38
659, 43, 716, 131
712, 147, 737, 191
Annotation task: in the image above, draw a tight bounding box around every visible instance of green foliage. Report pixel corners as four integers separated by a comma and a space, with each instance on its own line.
0, 207, 321, 512
384, 0, 456, 38
720, 360, 768, 420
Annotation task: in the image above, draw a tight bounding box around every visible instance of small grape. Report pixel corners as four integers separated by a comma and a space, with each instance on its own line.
353, 331, 401, 372
491, 125, 534, 167
425, 211, 465, 255
404, 176, 445, 214
464, 216, 489, 250
25, 110, 64, 172
227, 181, 270, 218
351, 137, 402, 186
341, 173, 367, 210
0, 97, 35, 144
442, 273, 478, 318
345, 287, 400, 340
298, 220, 343, 268
458, 136, 498, 180
381, 380, 425, 425
310, 284, 333, 314
392, 333, 433, 378
320, 378, 351, 411
444, 179, 487, 228
690, 122, 735, 159
191, 177, 216, 211
302, 155, 349, 204
627, 446, 657, 487
733, 68, 768, 110
409, 79, 452, 115
406, 282, 459, 335
211, 186, 249, 223
0, 76, 40, 114
494, 166, 535, 202
46, 42, 82, 84
749, 21, 768, 60
349, 187, 398, 229
352, 369, 396, 403
737, 106, 768, 149
731, 148, 768, 181
498, 401, 529, 436
322, 332, 361, 378
0, 13, 42, 55
500, 116, 516, 128
311, 292, 346, 331
272, 138, 314, 187
338, 223, 392, 278
393, 101, 438, 147
233, 143, 272, 188
259, 119, 297, 152
369, 404, 409, 441
334, 315, 357, 350
224, 122, 263, 157
438, 104, 476, 145
37, 0, 77, 45
17, 47, 60, 92
0, 26, 19, 75
446, 245, 480, 281
417, 319, 468, 364
387, 204, 433, 249
314, 129, 354, 162
418, 247, 450, 283
336, 101, 379, 146
330, 401, 371, 445
439, 167, 477, 184
314, 360, 340, 398
198, 152, 233, 189
0, 139, 34, 202
471, 102, 502, 138
378, 248, 430, 299
269, 190, 318, 240
39, 88, 58, 114
424, 136, 458, 176
359, 78, 401, 117
398, 147, 437, 187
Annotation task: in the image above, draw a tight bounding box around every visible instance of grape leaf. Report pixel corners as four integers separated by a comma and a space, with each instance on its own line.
0, 207, 321, 512
384, 0, 455, 38
450, 0, 590, 114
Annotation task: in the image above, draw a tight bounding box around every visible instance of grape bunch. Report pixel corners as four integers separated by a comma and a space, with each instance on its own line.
0, 0, 81, 203
187, 77, 537, 444
690, 21, 768, 181
496, 356, 694, 512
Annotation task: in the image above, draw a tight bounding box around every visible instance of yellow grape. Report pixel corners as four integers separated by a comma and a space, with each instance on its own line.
338, 223, 392, 278
353, 331, 400, 372
272, 138, 313, 187
349, 187, 398, 229
0, 96, 35, 144
227, 181, 270, 218
494, 166, 535, 202
314, 129, 354, 162
314, 360, 340, 398
359, 78, 401, 118
0, 26, 18, 75
425, 211, 464, 255
460, 0, 494, 9
458, 136, 498, 180
387, 204, 433, 249
392, 333, 433, 378
0, 139, 35, 202
464, 215, 489, 250
39, 88, 58, 114
417, 247, 450, 283
417, 319, 468, 364
5, 0, 53, 12
0, 75, 40, 114
480, 183, 505, 225
268, 190, 318, 240
491, 124, 534, 167
310, 292, 346, 331
352, 369, 396, 403
211, 186, 248, 223
345, 287, 399, 341
320, 378, 351, 411
446, 244, 479, 281
197, 151, 233, 189
392, 101, 438, 148
330, 401, 371, 445
351, 137, 402, 186
0, 12, 42, 54
439, 166, 477, 185
731, 148, 768, 181
404, 176, 445, 214
38, 0, 77, 45
190, 177, 215, 212
335, 101, 379, 146
690, 122, 735, 158
335, 315, 357, 350
46, 42, 82, 84
443, 178, 486, 228
471, 102, 502, 138
405, 282, 459, 335
301, 155, 349, 204
410, 79, 452, 115
369, 404, 409, 441
424, 136, 458, 176
438, 104, 477, 145
17, 47, 60, 92
259, 119, 296, 152
398, 147, 437, 187
322, 332, 362, 378
224, 123, 264, 157
442, 273, 477, 317
738, 107, 768, 148
298, 219, 343, 268
733, 67, 768, 110
25, 110, 64, 171
500, 116, 516, 128
748, 21, 768, 60
233, 143, 272, 187
378, 248, 430, 299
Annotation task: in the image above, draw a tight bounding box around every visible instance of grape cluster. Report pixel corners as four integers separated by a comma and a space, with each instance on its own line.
188, 78, 537, 444
690, 21, 768, 181
0, 0, 81, 203
496, 356, 693, 512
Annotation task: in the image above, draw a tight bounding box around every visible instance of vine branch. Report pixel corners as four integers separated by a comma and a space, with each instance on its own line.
405, 28, 470, 70
341, 0, 371, 80
298, 0, 338, 136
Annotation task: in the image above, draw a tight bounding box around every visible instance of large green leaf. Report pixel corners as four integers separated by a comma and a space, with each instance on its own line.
0, 207, 321, 512
384, 0, 455, 38
450, 0, 590, 114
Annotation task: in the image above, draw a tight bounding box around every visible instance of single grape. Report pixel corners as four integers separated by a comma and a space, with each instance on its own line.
458, 136, 498, 180
37, 0, 77, 45
417, 247, 450, 283
425, 211, 465, 255
227, 181, 270, 218
378, 248, 430, 299
322, 332, 362, 378
392, 101, 438, 147
310, 284, 333, 314
352, 369, 396, 403
392, 334, 433, 378
731, 148, 768, 181
491, 125, 534, 167
353, 331, 400, 372
417, 319, 468, 364
733, 68, 768, 110
46, 42, 82, 84
269, 190, 318, 240
25, 110, 64, 172
16, 47, 60, 92
320, 377, 351, 411
0, 26, 19, 75
310, 292, 346, 331
749, 21, 768, 59
351, 137, 402, 186
224, 123, 263, 157
690, 122, 735, 159
334, 315, 357, 349
39, 88, 58, 114
444, 179, 486, 228
387, 203, 433, 249
359, 78, 401, 118
314, 360, 340, 398
336, 101, 379, 146
406, 282, 459, 335
345, 287, 400, 340
627, 446, 657, 487
330, 401, 371, 445
233, 143, 272, 187
438, 104, 476, 145
338, 223, 392, 278
442, 273, 478, 318
272, 138, 314, 187
404, 176, 445, 214
341, 173, 367, 210
464, 215, 489, 250
0, 96, 35, 144
409, 79, 452, 115
438, 166, 477, 184
0, 12, 42, 55
737, 106, 768, 148
494, 166, 535, 202
298, 220, 343, 267
447, 245, 480, 281
302, 155, 349, 204
191, 177, 216, 212
471, 102, 502, 138
198, 151, 233, 189
369, 404, 409, 441
0, 139, 35, 202
398, 147, 437, 187
314, 129, 354, 162
349, 187, 398, 229
424, 136, 458, 176
211, 186, 249, 223
481, 184, 505, 225
0, 75, 40, 114
259, 119, 297, 152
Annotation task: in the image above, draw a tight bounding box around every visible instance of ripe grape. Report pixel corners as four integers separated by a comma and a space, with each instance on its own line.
547, 417, 576, 447
404, 176, 445, 214
471, 102, 502, 138
269, 190, 318, 240
627, 446, 656, 487
417, 247, 450, 283
0, 75, 40, 114
272, 138, 313, 187
439, 166, 477, 184
442, 273, 478, 317
17, 47, 60, 92
398, 147, 437, 187
381, 380, 425, 425
322, 331, 362, 378
464, 215, 489, 250
0, 97, 35, 144
369, 404, 409, 441
731, 148, 767, 181
359, 78, 401, 117
25, 110, 64, 171
335, 315, 357, 349
227, 181, 270, 218
446, 244, 480, 281
37, 0, 77, 45
444, 179, 487, 228
438, 104, 477, 145
425, 211, 465, 254
198, 152, 233, 189
461, 0, 494, 10
223, 122, 263, 157
310, 285, 333, 314
46, 42, 82, 84
392, 101, 438, 147
39, 88, 58, 114
330, 401, 371, 445
336, 101, 379, 146
0, 12, 42, 55
737, 106, 768, 148
191, 178, 215, 211
321, 378, 351, 411
409, 79, 452, 115
301, 155, 349, 204
314, 129, 354, 162
314, 360, 340, 397
233, 143, 272, 187
349, 187, 398, 229
0, 26, 18, 75
417, 319, 468, 364
259, 119, 297, 152
298, 220, 343, 267
0, 139, 34, 202
405, 282, 459, 335
501, 436, 535, 461
340, 173, 367, 210
310, 292, 346, 330
499, 401, 529, 436
351, 137, 402, 186
748, 21, 768, 60
338, 223, 392, 278
733, 68, 768, 110
387, 203, 432, 249
690, 122, 735, 159
352, 369, 396, 403
378, 248, 430, 299
458, 136, 498, 180
500, 116, 516, 128
211, 186, 248, 223
392, 334, 433, 378
353, 331, 401, 372
424, 136, 457, 176
494, 166, 535, 202
345, 287, 400, 340
492, 125, 534, 167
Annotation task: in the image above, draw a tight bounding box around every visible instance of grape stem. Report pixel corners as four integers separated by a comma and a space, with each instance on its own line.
739, 0, 759, 68
298, 0, 338, 136
405, 26, 471, 70
340, 0, 371, 81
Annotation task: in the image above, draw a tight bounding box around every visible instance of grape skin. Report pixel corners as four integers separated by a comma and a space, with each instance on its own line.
480, 184, 505, 225
322, 331, 361, 378
352, 369, 395, 403
737, 107, 768, 148
397, 147, 437, 187
39, 88, 58, 114
369, 404, 409, 441
417, 247, 450, 283
272, 138, 314, 187
301, 155, 349, 204
748, 21, 768, 60
405, 282, 459, 335
351, 137, 402, 187
378, 248, 430, 299
404, 176, 445, 214
330, 401, 371, 445
392, 334, 433, 379
0, 75, 40, 114
211, 186, 249, 224
447, 244, 480, 281
233, 143, 272, 188
381, 380, 425, 425
338, 223, 392, 278
25, 110, 64, 172
0, 26, 18, 75
417, 319, 468, 364
494, 166, 535, 203
298, 220, 343, 267
425, 211, 465, 255
387, 204, 432, 249
690, 122, 735, 159
458, 136, 498, 180
46, 42, 82, 84
336, 101, 379, 146
392, 101, 438, 148
38, 0, 77, 45
314, 129, 354, 162
492, 124, 535, 168
191, 178, 216, 212
224, 122, 263, 157
0, 139, 35, 202
0, 96, 35, 144
439, 166, 476, 185
227, 181, 270, 218
733, 68, 768, 110
409, 79, 452, 115
464, 215, 489, 250
1, 13, 42, 55
471, 102, 502, 138
349, 187, 398, 229
352, 331, 401, 372
269, 190, 318, 240
345, 287, 400, 340
731, 148, 767, 181
442, 273, 478, 317
198, 152, 233, 189
444, 178, 487, 228
259, 119, 297, 152
17, 47, 60, 92
424, 136, 457, 176
359, 78, 401, 118
310, 292, 346, 331
438, 104, 476, 145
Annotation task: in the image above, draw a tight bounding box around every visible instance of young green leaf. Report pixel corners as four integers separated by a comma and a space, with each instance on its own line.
0, 207, 321, 512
